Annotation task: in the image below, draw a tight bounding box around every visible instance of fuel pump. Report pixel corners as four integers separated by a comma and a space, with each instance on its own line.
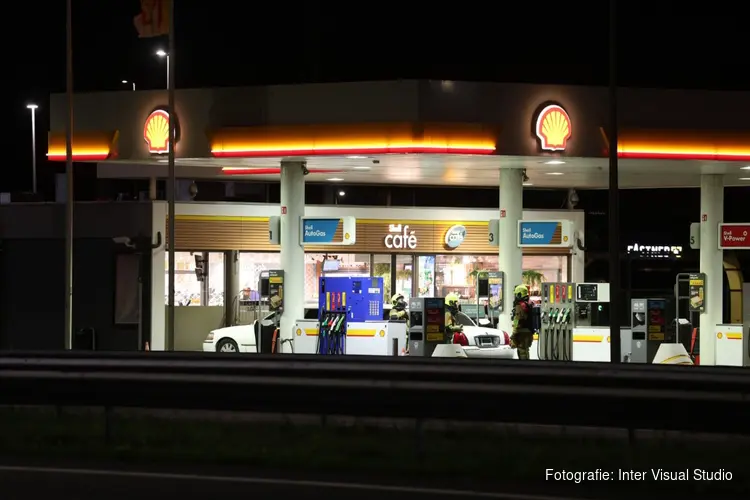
408, 297, 446, 356
744, 283, 750, 367
539, 282, 575, 360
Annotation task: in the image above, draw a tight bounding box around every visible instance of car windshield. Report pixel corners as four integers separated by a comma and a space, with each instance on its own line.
455, 312, 476, 327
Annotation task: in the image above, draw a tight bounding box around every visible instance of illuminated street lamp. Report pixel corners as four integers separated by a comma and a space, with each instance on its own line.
156, 49, 169, 89
26, 104, 39, 194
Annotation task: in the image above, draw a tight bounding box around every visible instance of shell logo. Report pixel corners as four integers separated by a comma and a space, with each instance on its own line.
379, 330, 385, 337
345, 232, 351, 241
144, 109, 171, 154
717, 332, 723, 339
296, 328, 302, 336
535, 104, 572, 151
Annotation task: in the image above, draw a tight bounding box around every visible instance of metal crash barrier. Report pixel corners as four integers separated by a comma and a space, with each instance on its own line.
0, 351, 749, 434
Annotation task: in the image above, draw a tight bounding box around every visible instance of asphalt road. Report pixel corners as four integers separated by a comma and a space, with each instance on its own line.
0, 464, 586, 500
1, 463, 745, 500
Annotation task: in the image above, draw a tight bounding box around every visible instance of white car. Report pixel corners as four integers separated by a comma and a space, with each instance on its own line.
203, 305, 318, 353
204, 303, 513, 358
451, 311, 515, 359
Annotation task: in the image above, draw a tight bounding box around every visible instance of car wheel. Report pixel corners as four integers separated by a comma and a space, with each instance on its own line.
216, 338, 239, 353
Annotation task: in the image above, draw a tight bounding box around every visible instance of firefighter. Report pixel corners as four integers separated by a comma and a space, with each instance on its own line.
511, 284, 533, 359
389, 293, 409, 327
445, 292, 468, 346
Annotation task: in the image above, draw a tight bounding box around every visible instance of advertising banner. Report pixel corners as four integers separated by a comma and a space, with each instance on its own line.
517, 220, 573, 248
719, 223, 750, 249
688, 273, 706, 313
300, 217, 356, 245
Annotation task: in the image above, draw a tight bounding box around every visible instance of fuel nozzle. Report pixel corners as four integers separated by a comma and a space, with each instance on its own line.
549, 308, 559, 323
560, 308, 571, 324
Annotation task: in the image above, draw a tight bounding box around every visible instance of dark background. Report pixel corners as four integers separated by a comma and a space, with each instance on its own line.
6, 1, 748, 194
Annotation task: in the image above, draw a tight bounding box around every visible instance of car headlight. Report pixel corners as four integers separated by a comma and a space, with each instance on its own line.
205, 332, 214, 341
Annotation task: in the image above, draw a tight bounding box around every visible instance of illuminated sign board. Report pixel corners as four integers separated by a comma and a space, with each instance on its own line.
517, 220, 573, 248
444, 224, 466, 249
300, 217, 356, 245
627, 243, 682, 259
385, 224, 418, 250
535, 104, 572, 151
144, 109, 173, 154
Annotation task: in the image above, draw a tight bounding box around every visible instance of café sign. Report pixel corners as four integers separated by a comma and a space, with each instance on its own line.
444, 224, 467, 249
384, 224, 418, 250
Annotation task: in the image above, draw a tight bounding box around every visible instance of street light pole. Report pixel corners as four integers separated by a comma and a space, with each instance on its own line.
608, 0, 622, 363
26, 104, 38, 194
156, 50, 169, 89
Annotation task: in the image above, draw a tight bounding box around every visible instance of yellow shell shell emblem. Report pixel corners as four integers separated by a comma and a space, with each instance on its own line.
535, 104, 572, 151
717, 332, 723, 339
144, 109, 171, 154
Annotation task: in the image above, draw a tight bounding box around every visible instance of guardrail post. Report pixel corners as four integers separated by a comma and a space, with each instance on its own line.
415, 418, 425, 463
104, 406, 113, 445
625, 427, 637, 467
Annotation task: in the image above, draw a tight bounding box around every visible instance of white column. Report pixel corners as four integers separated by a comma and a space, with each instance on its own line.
498, 168, 524, 335
279, 160, 306, 352
699, 174, 724, 366
150, 200, 167, 350
149, 177, 157, 200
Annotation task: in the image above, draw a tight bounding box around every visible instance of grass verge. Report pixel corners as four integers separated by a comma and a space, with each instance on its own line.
0, 407, 747, 495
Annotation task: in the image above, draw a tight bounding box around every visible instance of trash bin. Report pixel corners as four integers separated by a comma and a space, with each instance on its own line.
73, 327, 96, 350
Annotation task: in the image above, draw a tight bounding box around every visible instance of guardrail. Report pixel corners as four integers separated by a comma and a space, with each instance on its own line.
1, 351, 749, 434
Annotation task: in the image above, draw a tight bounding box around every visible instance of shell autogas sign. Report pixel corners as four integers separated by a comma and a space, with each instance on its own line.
535, 104, 572, 151
517, 220, 573, 248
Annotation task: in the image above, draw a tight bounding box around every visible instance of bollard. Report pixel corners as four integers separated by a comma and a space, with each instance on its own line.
392, 338, 398, 356
104, 406, 113, 445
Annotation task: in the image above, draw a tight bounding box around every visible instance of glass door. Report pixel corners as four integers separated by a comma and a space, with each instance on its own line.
395, 255, 414, 299
417, 255, 435, 297
372, 254, 392, 302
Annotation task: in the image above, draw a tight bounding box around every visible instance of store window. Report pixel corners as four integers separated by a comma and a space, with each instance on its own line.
417, 256, 435, 297
424, 254, 570, 302
522, 255, 568, 297
238, 252, 281, 302
434, 255, 499, 300
166, 252, 201, 306
166, 252, 226, 306
372, 254, 392, 302
208, 253, 225, 306
305, 253, 370, 301
395, 255, 413, 300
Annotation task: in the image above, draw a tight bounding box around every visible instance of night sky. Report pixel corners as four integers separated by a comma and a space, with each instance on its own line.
4, 1, 747, 193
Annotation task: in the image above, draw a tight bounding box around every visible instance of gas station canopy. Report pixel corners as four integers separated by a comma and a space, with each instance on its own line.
46, 80, 750, 189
